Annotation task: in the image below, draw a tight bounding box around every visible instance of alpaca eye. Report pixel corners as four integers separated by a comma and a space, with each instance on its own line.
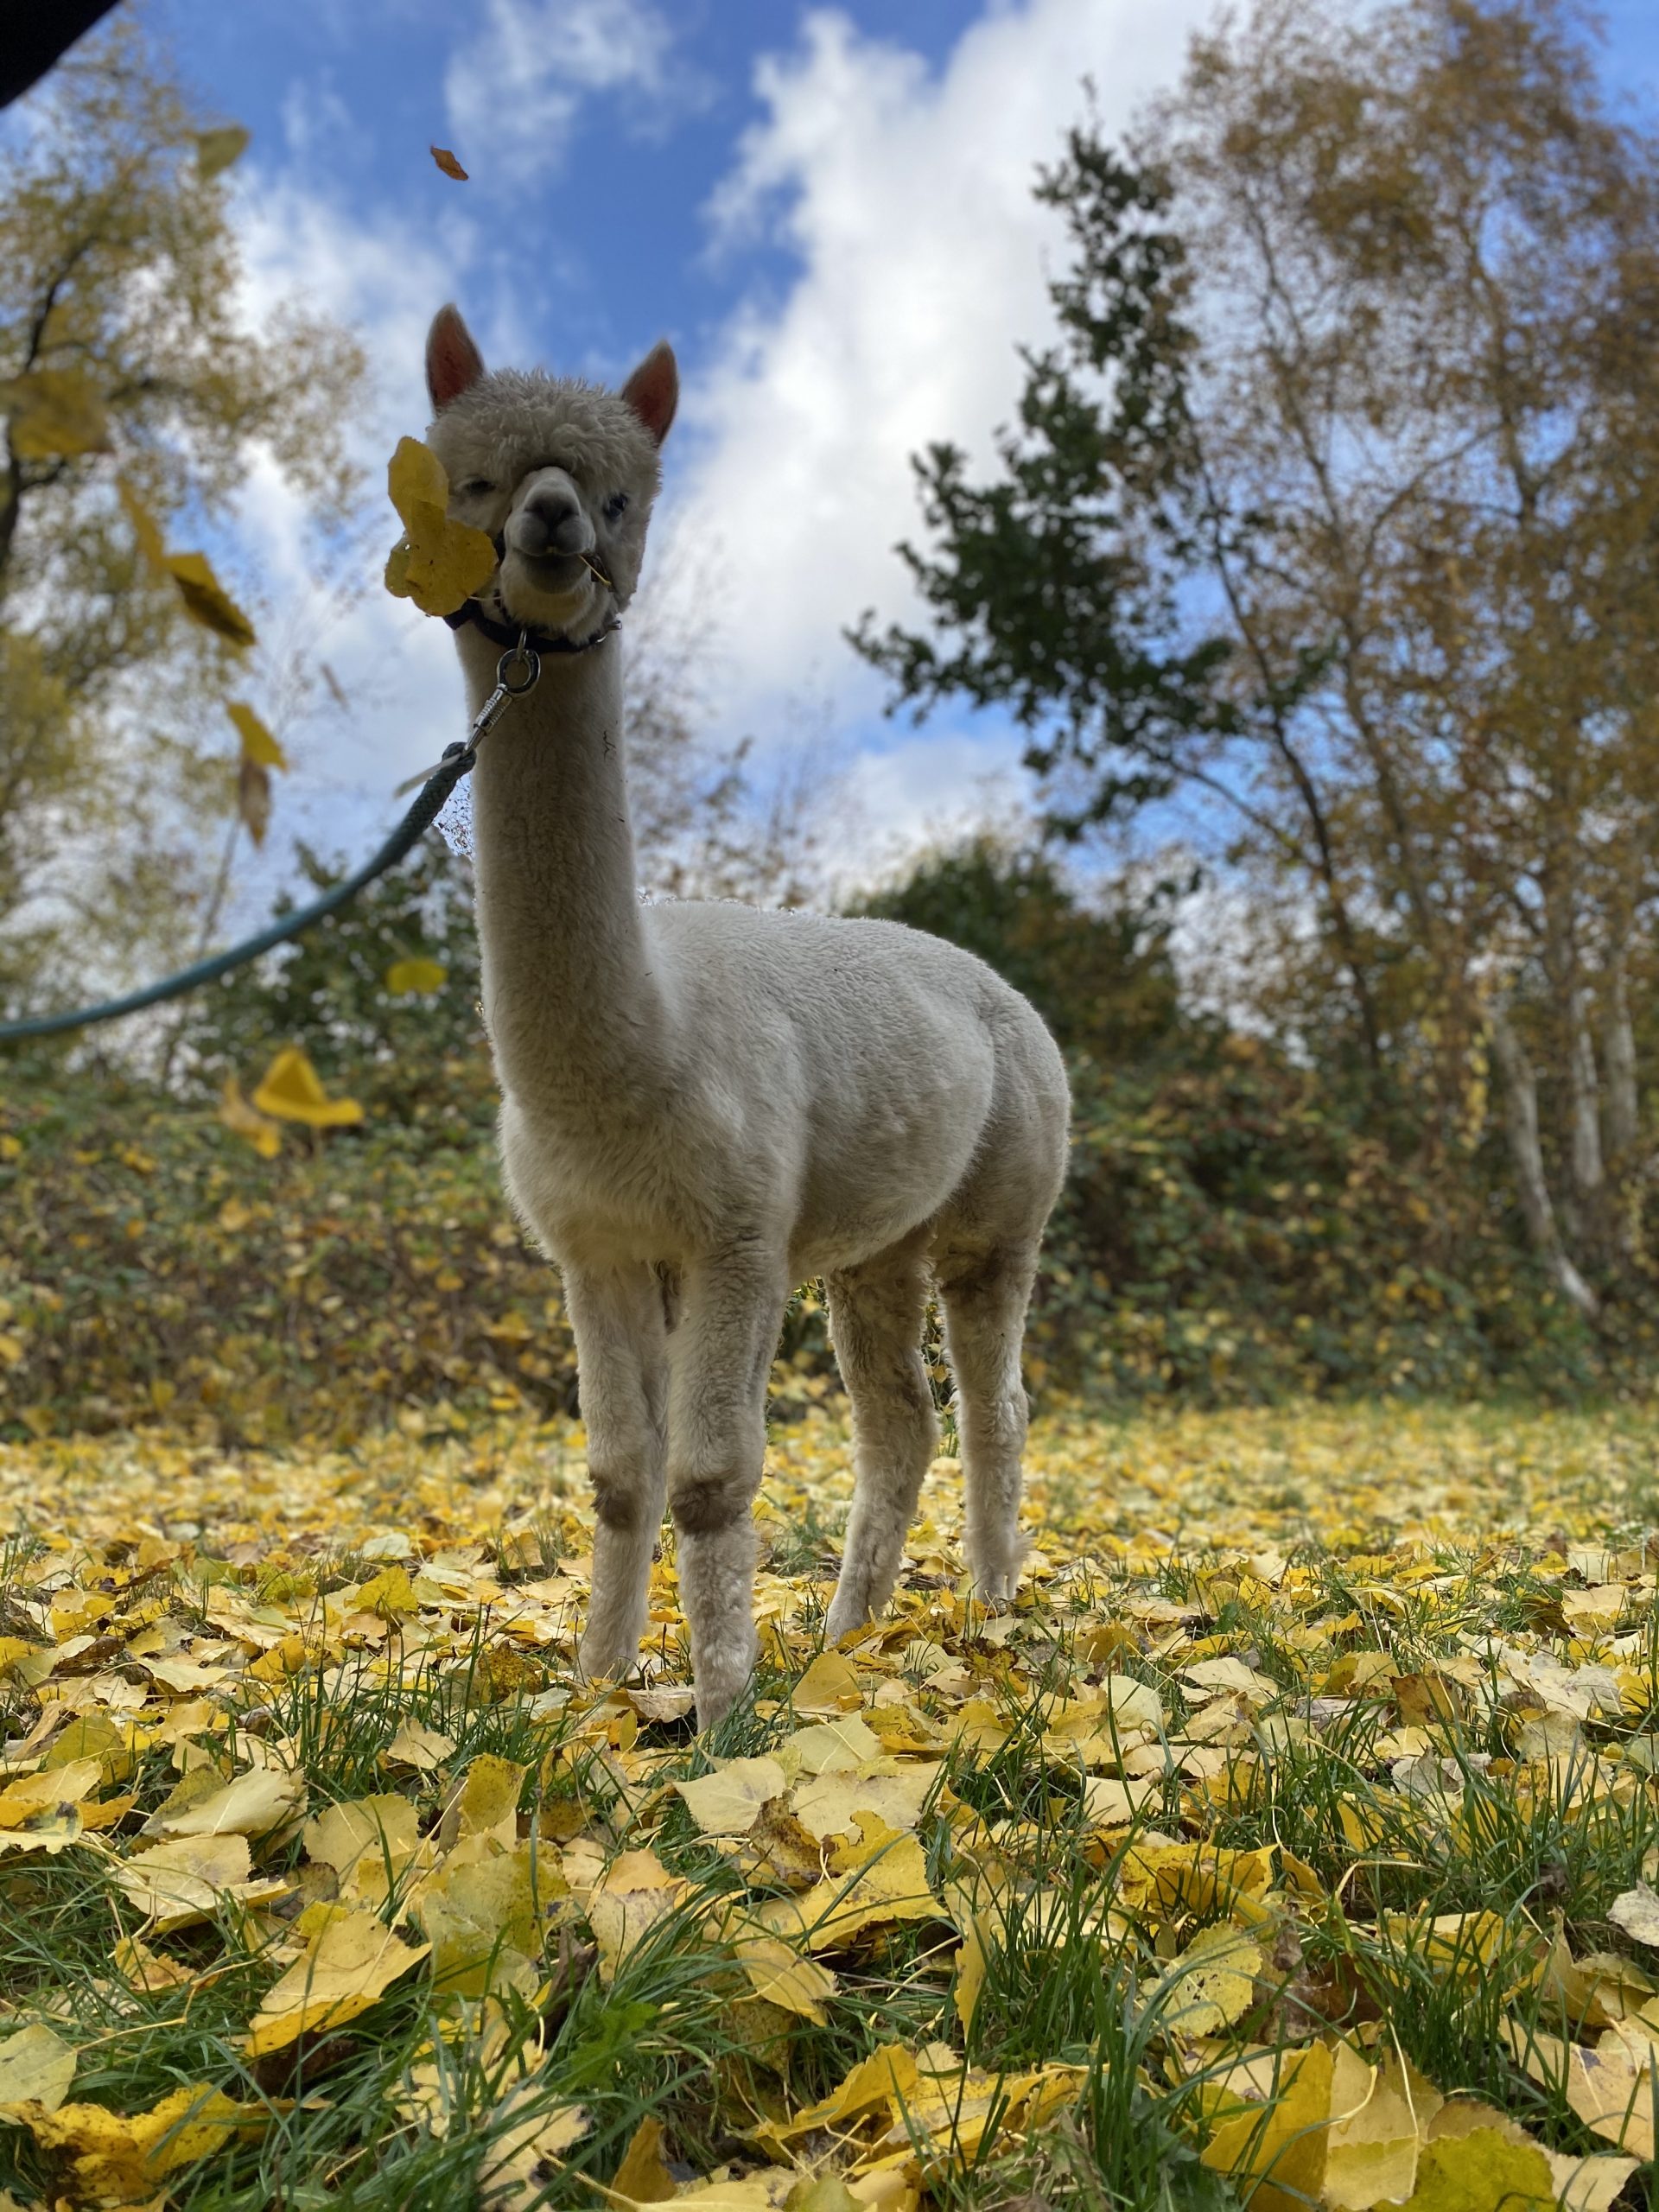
604, 491, 630, 522
460, 478, 495, 498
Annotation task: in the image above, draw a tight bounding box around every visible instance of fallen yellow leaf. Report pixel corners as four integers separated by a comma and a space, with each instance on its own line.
0, 2024, 76, 2114
245, 1908, 429, 2055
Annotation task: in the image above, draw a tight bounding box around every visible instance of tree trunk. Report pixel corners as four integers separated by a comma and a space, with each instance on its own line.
1567, 982, 1605, 1214
1604, 950, 1640, 1161
1489, 1008, 1599, 1319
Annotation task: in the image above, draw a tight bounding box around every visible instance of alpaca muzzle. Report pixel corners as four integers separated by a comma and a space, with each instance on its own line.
508, 481, 594, 562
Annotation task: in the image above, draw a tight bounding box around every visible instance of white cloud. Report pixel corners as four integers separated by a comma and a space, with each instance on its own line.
211, 175, 492, 924
669, 0, 1210, 753
444, 0, 702, 183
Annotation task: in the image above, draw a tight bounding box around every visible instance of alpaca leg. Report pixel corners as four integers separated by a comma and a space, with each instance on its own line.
938, 1244, 1039, 1603
666, 1247, 789, 1730
567, 1262, 669, 1681
823, 1243, 937, 1641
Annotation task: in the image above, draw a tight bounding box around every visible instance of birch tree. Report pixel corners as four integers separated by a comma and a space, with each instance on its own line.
857, 0, 1659, 1325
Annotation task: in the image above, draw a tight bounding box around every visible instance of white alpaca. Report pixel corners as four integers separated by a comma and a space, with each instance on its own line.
423, 307, 1070, 1728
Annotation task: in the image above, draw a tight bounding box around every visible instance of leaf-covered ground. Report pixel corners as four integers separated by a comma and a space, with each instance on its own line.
4, 1402, 1659, 2212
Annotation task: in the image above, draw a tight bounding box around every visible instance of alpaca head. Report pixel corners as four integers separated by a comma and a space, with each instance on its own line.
423, 304, 677, 637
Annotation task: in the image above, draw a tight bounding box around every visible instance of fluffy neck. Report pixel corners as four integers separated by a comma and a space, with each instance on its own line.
460, 626, 671, 1112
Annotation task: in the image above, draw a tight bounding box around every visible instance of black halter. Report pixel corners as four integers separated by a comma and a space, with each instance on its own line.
443, 599, 620, 655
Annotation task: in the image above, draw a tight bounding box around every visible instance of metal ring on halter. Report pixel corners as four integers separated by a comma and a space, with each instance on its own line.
497, 632, 542, 695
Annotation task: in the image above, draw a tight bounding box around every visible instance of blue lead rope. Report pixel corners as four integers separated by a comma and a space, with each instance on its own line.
0, 628, 552, 1046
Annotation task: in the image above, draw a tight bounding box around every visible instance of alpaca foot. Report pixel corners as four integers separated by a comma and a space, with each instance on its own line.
964, 1560, 1020, 1608
578, 1624, 645, 1684
823, 1584, 873, 1643
692, 1626, 758, 1733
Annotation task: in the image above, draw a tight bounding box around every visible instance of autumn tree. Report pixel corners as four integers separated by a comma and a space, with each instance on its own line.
0, 15, 366, 1013
856, 0, 1659, 1327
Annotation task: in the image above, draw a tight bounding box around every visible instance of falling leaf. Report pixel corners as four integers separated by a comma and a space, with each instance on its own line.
196, 125, 251, 176
1548, 2152, 1641, 2212
0, 2024, 76, 2115
953, 1911, 988, 2032
385, 957, 448, 995
431, 145, 469, 180
245, 1908, 429, 2055
238, 756, 271, 847
385, 436, 496, 619
219, 1076, 282, 1159
165, 550, 257, 646
734, 1796, 823, 1890
117, 474, 168, 570
227, 701, 288, 771
752, 2043, 919, 2157
778, 1716, 883, 1777
0, 368, 110, 458
1324, 2042, 1439, 2211
252, 1047, 365, 1130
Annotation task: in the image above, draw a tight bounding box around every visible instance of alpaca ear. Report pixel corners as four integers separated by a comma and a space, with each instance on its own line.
621, 340, 677, 446
427, 305, 486, 411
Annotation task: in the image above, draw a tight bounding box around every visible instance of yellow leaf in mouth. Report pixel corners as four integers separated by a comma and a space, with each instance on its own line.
165, 550, 257, 647
385, 437, 497, 618
251, 1046, 365, 1128
0, 367, 110, 457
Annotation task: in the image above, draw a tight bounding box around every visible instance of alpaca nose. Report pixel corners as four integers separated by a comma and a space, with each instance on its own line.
510, 486, 592, 560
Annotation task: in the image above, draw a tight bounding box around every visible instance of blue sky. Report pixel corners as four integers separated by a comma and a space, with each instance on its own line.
108, 0, 1659, 915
